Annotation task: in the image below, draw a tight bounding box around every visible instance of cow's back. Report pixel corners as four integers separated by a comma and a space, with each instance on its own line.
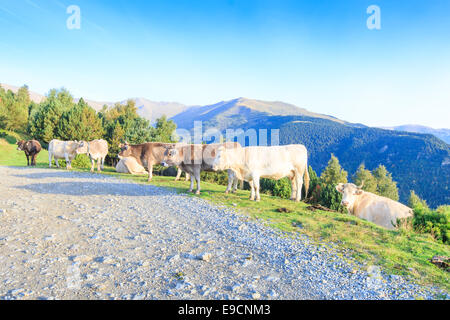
242, 145, 307, 179
29, 140, 42, 154
49, 140, 77, 159
354, 193, 413, 229
89, 139, 108, 157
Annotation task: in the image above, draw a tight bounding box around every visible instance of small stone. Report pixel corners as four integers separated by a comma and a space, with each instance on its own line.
231, 284, 241, 292
268, 289, 278, 298
198, 252, 212, 262
140, 260, 150, 267
71, 255, 92, 263
43, 235, 55, 241
252, 292, 261, 300
0, 209, 6, 214
96, 256, 116, 264
168, 254, 180, 262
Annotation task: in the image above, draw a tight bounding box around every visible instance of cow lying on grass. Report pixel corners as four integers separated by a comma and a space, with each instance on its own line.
16, 140, 41, 166
335, 183, 413, 229
116, 156, 148, 175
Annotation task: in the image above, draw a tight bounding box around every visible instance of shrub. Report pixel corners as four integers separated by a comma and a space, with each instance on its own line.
412, 204, 449, 244
317, 183, 345, 212
273, 178, 292, 199
71, 154, 92, 169
53, 154, 91, 169
200, 170, 228, 186
259, 178, 292, 199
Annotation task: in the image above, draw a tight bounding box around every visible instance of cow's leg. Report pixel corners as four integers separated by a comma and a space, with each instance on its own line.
175, 167, 182, 181
232, 177, 239, 193
295, 172, 304, 202
26, 154, 30, 166
253, 175, 261, 201
89, 155, 95, 173
148, 164, 153, 181
290, 176, 297, 201
188, 175, 194, 193
64, 153, 71, 169
249, 180, 255, 201
32, 155, 36, 166
97, 157, 101, 172
101, 157, 105, 170
185, 173, 190, 181
225, 170, 235, 194
49, 153, 53, 168
194, 167, 201, 195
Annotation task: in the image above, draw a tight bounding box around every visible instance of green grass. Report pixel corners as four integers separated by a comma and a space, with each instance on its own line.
0, 130, 49, 167
1, 130, 449, 293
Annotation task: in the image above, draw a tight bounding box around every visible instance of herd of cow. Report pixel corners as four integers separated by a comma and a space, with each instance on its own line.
15, 138, 413, 230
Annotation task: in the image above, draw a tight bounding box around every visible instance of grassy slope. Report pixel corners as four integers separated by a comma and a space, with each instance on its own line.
0, 130, 49, 167
0, 130, 449, 293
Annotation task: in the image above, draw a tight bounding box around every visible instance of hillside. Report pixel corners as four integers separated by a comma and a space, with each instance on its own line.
171, 97, 346, 130
0, 83, 45, 104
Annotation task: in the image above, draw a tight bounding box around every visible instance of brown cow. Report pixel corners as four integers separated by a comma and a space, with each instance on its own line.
118, 142, 178, 182
16, 140, 42, 166
162, 142, 242, 195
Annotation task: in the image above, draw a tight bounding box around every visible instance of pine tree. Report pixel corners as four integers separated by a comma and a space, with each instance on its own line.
28, 88, 75, 142
353, 164, 377, 193
151, 115, 177, 142
408, 190, 429, 210
320, 154, 348, 185
373, 165, 399, 200
57, 98, 104, 141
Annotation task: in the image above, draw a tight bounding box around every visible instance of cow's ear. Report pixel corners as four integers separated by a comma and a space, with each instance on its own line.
335, 183, 344, 193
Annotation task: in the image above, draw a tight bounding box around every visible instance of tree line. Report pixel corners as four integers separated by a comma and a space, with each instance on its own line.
0, 86, 176, 165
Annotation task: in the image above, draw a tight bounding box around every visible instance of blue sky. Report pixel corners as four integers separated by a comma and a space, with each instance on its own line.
0, 0, 449, 128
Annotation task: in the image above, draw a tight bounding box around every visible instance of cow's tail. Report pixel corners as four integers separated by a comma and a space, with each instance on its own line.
303, 163, 310, 199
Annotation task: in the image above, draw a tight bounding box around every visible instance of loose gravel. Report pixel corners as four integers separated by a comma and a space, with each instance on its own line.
0, 166, 446, 300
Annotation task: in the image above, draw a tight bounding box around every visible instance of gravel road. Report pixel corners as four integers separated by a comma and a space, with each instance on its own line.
0, 166, 445, 300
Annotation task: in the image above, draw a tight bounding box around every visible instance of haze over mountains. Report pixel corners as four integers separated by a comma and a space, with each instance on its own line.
381, 125, 450, 144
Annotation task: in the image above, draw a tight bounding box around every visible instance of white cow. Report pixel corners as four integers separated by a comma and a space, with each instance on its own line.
212, 144, 310, 201
75, 139, 108, 172
48, 139, 80, 169
115, 156, 148, 175
335, 183, 413, 229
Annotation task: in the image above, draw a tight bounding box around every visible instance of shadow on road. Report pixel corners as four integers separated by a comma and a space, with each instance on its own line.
13, 181, 171, 197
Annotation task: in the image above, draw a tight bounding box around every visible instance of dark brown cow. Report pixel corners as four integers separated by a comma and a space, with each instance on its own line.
118, 142, 177, 182
16, 140, 42, 166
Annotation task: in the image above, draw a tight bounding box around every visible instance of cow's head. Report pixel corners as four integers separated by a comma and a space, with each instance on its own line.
335, 183, 364, 209
212, 146, 227, 171
118, 142, 131, 158
16, 140, 26, 151
162, 146, 182, 167
75, 141, 88, 154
